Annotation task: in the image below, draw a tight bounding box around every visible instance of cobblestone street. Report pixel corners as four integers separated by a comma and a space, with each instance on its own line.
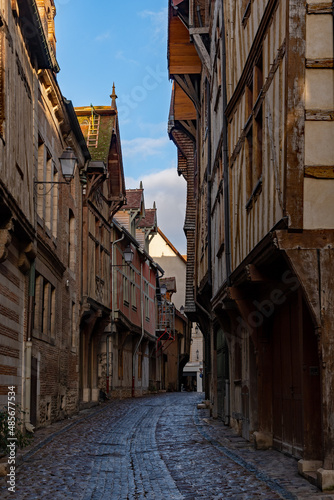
1, 393, 333, 499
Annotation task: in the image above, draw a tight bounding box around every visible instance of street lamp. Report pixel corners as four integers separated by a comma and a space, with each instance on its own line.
160, 284, 167, 296
123, 245, 134, 264
59, 147, 78, 182
111, 245, 134, 267
34, 147, 78, 186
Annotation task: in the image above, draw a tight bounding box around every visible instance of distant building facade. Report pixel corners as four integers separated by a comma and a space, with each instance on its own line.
150, 228, 192, 392
111, 187, 162, 397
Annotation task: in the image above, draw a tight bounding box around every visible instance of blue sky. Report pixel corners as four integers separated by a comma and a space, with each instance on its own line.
55, 0, 187, 253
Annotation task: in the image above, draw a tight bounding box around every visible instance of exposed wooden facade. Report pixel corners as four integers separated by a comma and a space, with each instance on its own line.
167, 0, 334, 490
109, 189, 162, 397
0, 0, 88, 430
75, 97, 126, 404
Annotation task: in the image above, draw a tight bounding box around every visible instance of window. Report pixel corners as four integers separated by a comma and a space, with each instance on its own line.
71, 301, 76, 348
234, 342, 242, 381
144, 280, 150, 321
130, 268, 137, 310
68, 210, 75, 271
118, 348, 123, 380
34, 273, 56, 339
245, 51, 263, 208
123, 260, 129, 305
138, 345, 142, 380
36, 136, 58, 236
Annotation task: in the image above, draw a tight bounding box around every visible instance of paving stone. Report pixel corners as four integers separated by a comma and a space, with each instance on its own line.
0, 393, 331, 499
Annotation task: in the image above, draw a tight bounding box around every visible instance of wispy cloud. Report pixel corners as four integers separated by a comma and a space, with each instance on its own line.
138, 8, 168, 43
126, 167, 187, 254
95, 31, 110, 42
115, 50, 140, 66
122, 136, 169, 159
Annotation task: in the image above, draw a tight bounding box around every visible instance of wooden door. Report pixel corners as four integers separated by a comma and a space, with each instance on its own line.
216, 329, 229, 422
273, 292, 303, 457
30, 357, 38, 427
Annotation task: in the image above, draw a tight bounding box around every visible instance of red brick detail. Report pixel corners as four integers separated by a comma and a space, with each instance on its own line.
0, 386, 16, 395
0, 305, 19, 323
0, 323, 19, 341
0, 284, 19, 305
0, 263, 20, 288
0, 365, 17, 376
0, 346, 19, 359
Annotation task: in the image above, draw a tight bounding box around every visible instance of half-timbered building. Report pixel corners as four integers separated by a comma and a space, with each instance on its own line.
111, 187, 163, 397
167, 0, 334, 489
0, 0, 88, 430
75, 88, 126, 405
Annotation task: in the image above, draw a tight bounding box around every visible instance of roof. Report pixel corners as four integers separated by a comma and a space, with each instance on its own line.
138, 208, 157, 229
160, 277, 177, 293
75, 107, 116, 163
123, 189, 144, 211
157, 227, 187, 264
17, 0, 59, 72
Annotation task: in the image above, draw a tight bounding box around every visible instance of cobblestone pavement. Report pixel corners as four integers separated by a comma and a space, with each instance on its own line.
1, 393, 334, 499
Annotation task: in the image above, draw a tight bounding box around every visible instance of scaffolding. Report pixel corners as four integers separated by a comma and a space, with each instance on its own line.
155, 300, 175, 355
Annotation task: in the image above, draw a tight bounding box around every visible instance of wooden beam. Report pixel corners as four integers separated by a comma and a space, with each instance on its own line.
174, 82, 197, 121
306, 58, 334, 68
245, 264, 269, 282
174, 75, 200, 112
307, 2, 333, 14
189, 27, 209, 35
284, 1, 306, 229
305, 109, 334, 121
192, 34, 211, 76
179, 120, 196, 138
304, 166, 334, 179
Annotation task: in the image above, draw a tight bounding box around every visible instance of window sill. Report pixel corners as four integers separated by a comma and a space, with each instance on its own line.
246, 176, 262, 212
32, 329, 55, 345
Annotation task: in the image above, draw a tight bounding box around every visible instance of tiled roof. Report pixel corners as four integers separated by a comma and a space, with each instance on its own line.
138, 209, 157, 229
123, 189, 144, 210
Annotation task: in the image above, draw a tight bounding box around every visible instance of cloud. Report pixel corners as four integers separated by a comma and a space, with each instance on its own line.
122, 136, 169, 159
115, 50, 140, 66
126, 168, 187, 255
138, 8, 168, 43
95, 31, 110, 42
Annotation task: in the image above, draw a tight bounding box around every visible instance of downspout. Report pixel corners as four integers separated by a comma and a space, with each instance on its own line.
206, 78, 212, 401
109, 230, 125, 393
132, 261, 145, 397
25, 261, 35, 433
206, 78, 212, 289
221, 0, 231, 284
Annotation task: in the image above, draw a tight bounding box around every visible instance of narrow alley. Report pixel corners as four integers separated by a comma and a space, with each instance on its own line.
1, 393, 330, 500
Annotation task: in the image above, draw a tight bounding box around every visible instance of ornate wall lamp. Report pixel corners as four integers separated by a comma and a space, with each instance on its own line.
111, 245, 134, 266
34, 147, 78, 186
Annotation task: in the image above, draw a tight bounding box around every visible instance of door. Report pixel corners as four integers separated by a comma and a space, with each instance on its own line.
30, 357, 38, 428
216, 329, 229, 422
272, 292, 303, 457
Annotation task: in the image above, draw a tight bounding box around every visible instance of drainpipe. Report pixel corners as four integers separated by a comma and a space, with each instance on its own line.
221, 0, 231, 284
206, 78, 212, 288
25, 261, 35, 433
132, 261, 145, 397
109, 230, 125, 393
